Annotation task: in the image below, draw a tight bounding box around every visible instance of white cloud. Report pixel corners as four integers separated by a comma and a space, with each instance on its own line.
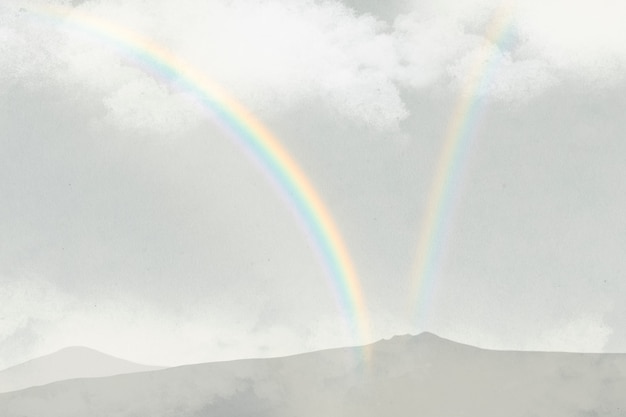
161, 0, 407, 128
507, 1, 626, 87
28, 0, 408, 130
389, 7, 556, 105
0, 277, 238, 368
4, 0, 626, 136
0, 277, 75, 369
0, 278, 69, 344
0, 6, 62, 88
101, 75, 204, 135
447, 43, 557, 102
398, 0, 626, 97
393, 13, 479, 90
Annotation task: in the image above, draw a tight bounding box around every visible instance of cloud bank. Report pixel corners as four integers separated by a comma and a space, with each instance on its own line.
2, 0, 624, 135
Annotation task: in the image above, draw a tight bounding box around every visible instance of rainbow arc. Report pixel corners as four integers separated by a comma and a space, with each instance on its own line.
30, 4, 372, 351
410, 3, 516, 328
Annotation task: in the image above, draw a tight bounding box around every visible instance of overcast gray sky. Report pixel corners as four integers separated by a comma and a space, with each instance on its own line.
1, 0, 626, 368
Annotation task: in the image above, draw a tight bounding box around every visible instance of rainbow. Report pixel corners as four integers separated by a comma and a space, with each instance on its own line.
29, 5, 371, 347
409, 3, 516, 328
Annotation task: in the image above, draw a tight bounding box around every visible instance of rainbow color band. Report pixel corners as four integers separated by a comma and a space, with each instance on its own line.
28, 4, 372, 350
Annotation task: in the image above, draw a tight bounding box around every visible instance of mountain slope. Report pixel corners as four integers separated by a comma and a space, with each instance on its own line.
0, 346, 164, 393
0, 333, 624, 416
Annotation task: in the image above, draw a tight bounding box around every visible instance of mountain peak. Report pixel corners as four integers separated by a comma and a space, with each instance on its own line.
47, 346, 135, 362
52, 346, 110, 356
56, 345, 102, 352
381, 332, 446, 344
0, 346, 163, 394
416, 331, 444, 340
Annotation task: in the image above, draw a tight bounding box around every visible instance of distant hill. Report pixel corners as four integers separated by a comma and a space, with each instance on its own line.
1, 333, 625, 416
0, 346, 164, 393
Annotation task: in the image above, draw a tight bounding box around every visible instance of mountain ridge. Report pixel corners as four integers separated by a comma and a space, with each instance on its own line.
1, 332, 625, 416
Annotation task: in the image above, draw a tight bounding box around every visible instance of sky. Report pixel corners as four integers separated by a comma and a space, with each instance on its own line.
1, 0, 626, 369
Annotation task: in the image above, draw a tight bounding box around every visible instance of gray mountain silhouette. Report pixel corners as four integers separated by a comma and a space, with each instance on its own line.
0, 333, 624, 416
0, 346, 164, 393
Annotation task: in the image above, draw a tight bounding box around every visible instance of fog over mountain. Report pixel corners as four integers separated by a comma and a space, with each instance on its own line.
1, 333, 624, 416
0, 346, 163, 394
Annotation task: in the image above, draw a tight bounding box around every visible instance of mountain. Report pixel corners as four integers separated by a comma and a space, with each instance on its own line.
1, 333, 625, 416
0, 346, 164, 393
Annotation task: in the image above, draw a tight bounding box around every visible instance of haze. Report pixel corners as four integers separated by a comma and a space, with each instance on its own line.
1, 0, 625, 369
